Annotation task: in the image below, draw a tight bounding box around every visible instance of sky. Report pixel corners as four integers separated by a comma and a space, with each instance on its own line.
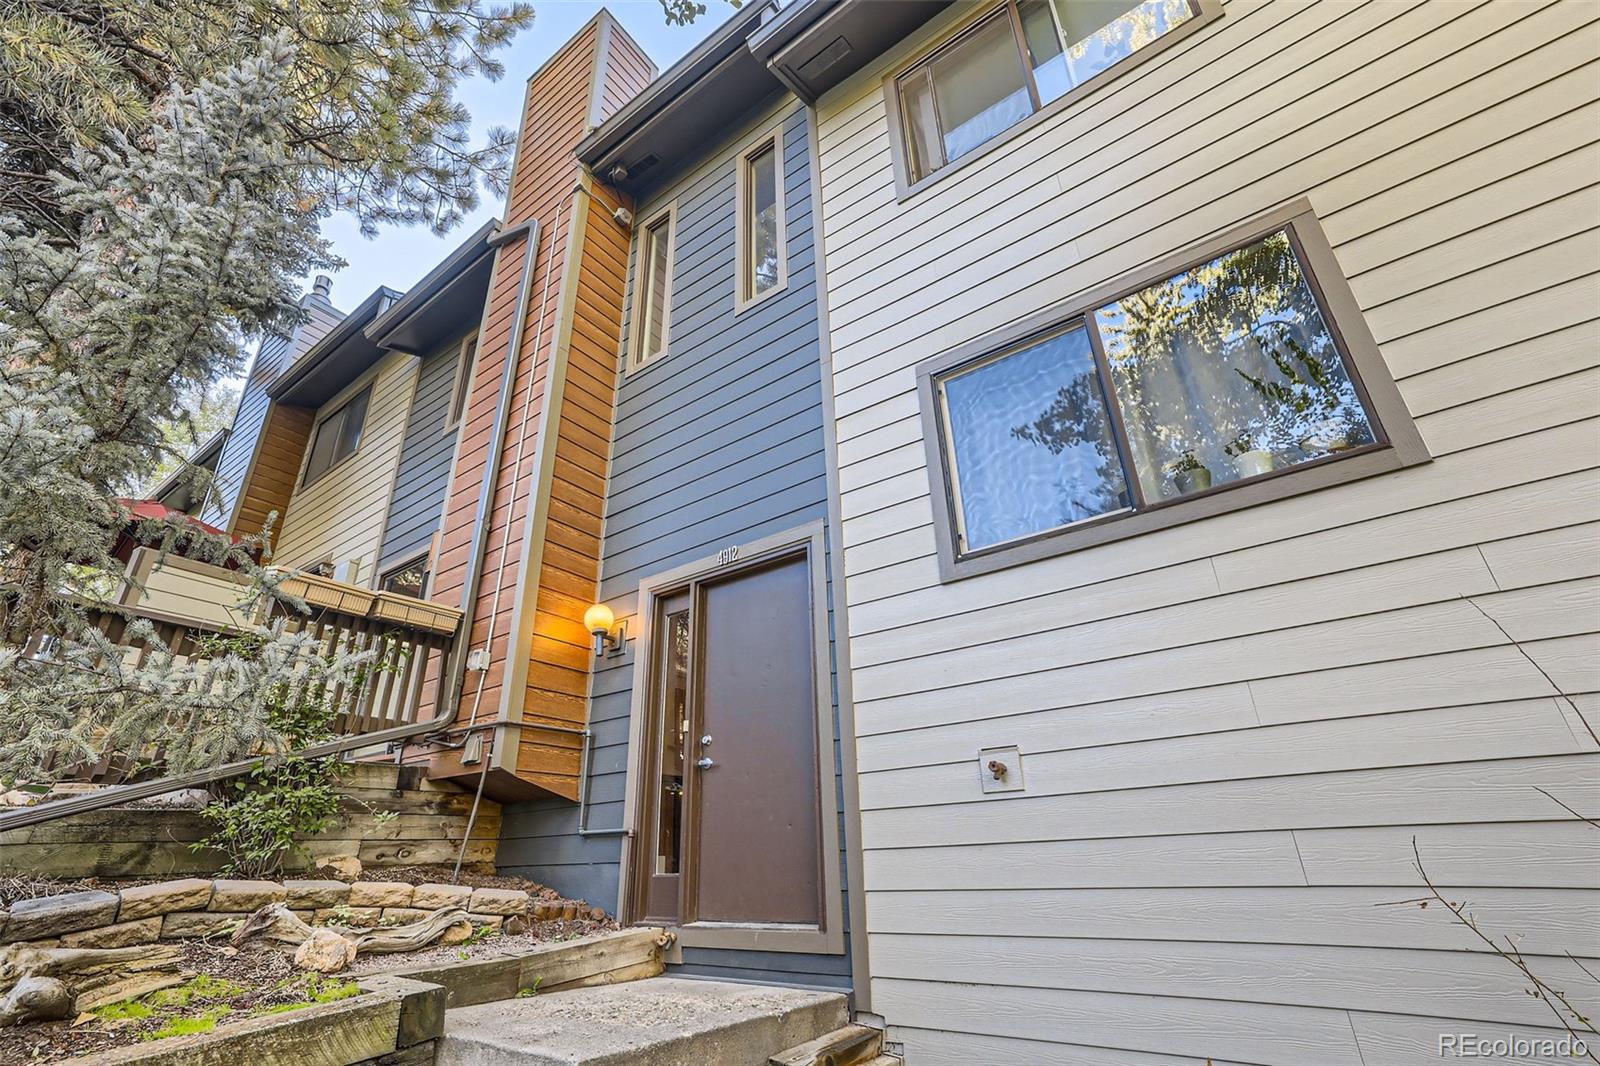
310, 1, 731, 312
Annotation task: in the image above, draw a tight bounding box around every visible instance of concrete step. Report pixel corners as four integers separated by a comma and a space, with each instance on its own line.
770, 1024, 883, 1066
437, 976, 850, 1066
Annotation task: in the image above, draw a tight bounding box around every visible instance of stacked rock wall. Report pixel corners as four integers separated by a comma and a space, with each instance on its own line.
0, 877, 600, 950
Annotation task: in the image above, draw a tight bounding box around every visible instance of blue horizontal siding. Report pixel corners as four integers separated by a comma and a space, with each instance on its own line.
497, 103, 855, 992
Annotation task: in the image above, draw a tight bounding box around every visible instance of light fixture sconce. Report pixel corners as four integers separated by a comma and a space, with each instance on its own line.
583, 602, 627, 659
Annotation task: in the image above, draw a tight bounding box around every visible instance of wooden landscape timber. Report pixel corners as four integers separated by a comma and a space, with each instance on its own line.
57, 973, 443, 1066
385, 926, 672, 1008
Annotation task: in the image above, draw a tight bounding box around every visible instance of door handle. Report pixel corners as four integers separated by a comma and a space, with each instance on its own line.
696, 757, 716, 770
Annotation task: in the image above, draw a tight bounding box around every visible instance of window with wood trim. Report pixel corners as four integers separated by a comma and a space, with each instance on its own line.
630, 206, 676, 370
445, 333, 478, 431
379, 555, 430, 598
736, 129, 786, 309
301, 385, 370, 487
918, 206, 1428, 578
896, 0, 1204, 186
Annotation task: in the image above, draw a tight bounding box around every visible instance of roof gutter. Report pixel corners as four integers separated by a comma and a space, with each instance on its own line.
574, 0, 776, 167
266, 286, 399, 401
365, 220, 498, 350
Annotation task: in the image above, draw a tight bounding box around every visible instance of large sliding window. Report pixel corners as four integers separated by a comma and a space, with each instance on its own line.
630, 205, 676, 371
301, 385, 370, 487
893, 0, 1210, 189
918, 205, 1428, 578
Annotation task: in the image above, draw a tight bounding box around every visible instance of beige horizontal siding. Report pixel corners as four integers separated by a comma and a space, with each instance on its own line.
127, 555, 253, 629
274, 351, 420, 582
812, 0, 1600, 1060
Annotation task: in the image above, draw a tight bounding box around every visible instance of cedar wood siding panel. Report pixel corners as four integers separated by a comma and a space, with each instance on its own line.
377, 335, 469, 576
232, 403, 314, 542
208, 296, 343, 536
497, 103, 855, 990
812, 0, 1600, 1061
510, 176, 637, 797
418, 16, 655, 798
426, 23, 601, 734
273, 350, 419, 581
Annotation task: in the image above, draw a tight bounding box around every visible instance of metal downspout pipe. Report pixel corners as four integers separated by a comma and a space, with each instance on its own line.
436, 217, 542, 726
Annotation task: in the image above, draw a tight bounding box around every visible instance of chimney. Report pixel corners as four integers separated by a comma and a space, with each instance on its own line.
311, 274, 333, 300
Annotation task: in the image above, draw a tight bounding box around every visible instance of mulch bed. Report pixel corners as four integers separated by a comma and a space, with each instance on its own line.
327, 863, 568, 897
0, 876, 169, 911
0, 915, 619, 1064
0, 865, 616, 1063
0, 942, 298, 1064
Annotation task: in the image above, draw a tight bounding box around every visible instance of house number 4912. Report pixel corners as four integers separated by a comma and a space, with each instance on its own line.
715, 545, 740, 566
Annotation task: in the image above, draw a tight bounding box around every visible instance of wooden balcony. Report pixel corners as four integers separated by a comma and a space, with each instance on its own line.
42, 548, 464, 783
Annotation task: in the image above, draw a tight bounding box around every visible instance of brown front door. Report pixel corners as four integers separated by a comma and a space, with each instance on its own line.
633, 552, 823, 929
693, 555, 821, 924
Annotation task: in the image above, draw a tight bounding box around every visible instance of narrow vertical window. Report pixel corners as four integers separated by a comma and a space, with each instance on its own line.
445, 333, 477, 431
631, 207, 675, 370
738, 130, 786, 308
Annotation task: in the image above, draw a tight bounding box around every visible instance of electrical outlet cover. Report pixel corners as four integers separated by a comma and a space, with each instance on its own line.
977, 745, 1024, 794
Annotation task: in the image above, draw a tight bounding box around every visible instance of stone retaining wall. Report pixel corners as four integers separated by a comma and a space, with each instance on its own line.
0, 876, 602, 949
0, 764, 500, 880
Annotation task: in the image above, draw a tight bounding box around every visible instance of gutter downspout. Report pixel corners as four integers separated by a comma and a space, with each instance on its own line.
437, 218, 542, 723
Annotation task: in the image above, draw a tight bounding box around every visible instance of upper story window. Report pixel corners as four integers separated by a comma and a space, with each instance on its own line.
302, 385, 370, 487
918, 204, 1429, 579
445, 333, 478, 432
736, 127, 787, 310
894, 0, 1210, 189
630, 205, 676, 371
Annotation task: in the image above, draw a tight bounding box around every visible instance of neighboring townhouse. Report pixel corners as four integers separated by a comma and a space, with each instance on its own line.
767, 0, 1597, 1061
202, 274, 344, 538
498, 3, 867, 992
124, 224, 492, 636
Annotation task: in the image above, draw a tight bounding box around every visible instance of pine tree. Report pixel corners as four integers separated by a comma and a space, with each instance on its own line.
0, 37, 371, 785
0, 0, 537, 238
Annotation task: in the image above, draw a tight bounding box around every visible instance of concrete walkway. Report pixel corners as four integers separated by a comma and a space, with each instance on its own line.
436, 977, 849, 1066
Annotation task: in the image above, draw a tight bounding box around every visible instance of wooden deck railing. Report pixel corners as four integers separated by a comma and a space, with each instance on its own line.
21, 557, 462, 786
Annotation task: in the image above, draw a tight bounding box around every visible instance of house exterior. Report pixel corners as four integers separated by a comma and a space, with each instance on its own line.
127, 1, 1597, 1059
500, 5, 866, 992
774, 0, 1599, 1060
